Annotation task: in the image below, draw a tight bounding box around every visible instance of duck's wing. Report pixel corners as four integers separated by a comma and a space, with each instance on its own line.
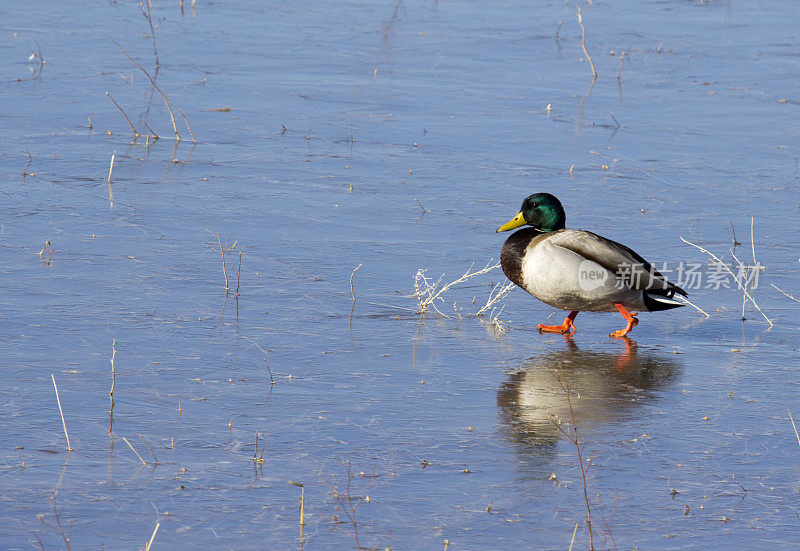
547, 229, 688, 297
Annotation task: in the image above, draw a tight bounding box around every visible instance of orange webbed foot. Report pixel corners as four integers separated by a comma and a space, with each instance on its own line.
538, 311, 578, 334
610, 303, 638, 339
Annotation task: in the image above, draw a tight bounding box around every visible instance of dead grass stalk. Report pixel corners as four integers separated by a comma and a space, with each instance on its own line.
216, 233, 230, 291
323, 461, 365, 550
679, 236, 773, 326
577, 5, 598, 79
789, 410, 800, 449
107, 151, 115, 208
475, 281, 515, 317
51, 374, 73, 452
122, 435, 147, 465
145, 522, 160, 551
289, 480, 306, 543
138, 433, 160, 464
350, 264, 363, 302
106, 92, 140, 138
413, 260, 500, 317
675, 295, 710, 318
235, 251, 242, 297
240, 335, 276, 384
771, 284, 800, 304
108, 339, 117, 431
38, 240, 53, 266
112, 40, 181, 141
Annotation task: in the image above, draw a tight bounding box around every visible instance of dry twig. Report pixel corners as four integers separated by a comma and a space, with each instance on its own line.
771, 284, 800, 304
108, 339, 117, 418
253, 431, 265, 463
38, 240, 53, 266
235, 251, 243, 296
325, 461, 364, 550
413, 260, 500, 317
139, 433, 160, 464
145, 522, 160, 551
239, 335, 276, 384
577, 5, 598, 79
487, 305, 510, 333
475, 281, 515, 317
107, 150, 116, 185
289, 480, 306, 544
414, 198, 428, 216
568, 521, 579, 551
143, 122, 160, 141
679, 236, 773, 326
51, 374, 73, 452
175, 105, 199, 143
107, 151, 116, 208
789, 410, 800, 449
122, 435, 147, 465
675, 295, 710, 318
616, 51, 628, 81
112, 40, 181, 141
216, 233, 229, 291
106, 92, 140, 138
350, 264, 363, 302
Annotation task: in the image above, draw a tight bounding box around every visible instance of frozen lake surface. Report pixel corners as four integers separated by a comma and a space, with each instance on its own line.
1, 1, 799, 548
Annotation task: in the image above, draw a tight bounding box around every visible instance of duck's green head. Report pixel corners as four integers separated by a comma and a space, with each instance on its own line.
496, 193, 566, 233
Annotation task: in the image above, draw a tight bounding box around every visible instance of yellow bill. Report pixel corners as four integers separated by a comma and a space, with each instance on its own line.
496, 211, 527, 233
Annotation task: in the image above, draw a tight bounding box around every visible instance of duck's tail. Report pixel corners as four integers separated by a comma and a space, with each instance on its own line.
643, 292, 684, 312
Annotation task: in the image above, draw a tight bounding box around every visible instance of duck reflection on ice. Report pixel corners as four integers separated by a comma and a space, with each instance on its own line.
497, 337, 679, 449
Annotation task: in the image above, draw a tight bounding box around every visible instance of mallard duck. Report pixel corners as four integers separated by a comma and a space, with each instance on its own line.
496, 193, 687, 338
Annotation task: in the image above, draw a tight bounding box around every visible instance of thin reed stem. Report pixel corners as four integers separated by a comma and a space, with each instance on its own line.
414, 260, 500, 317
106, 92, 140, 138
771, 284, 800, 304
350, 264, 362, 302
38, 240, 53, 266
107, 151, 116, 208
577, 6, 598, 79
138, 433, 160, 464
240, 335, 276, 384
235, 251, 242, 297
789, 410, 800, 449
145, 522, 160, 551
616, 51, 627, 80
51, 374, 73, 452
216, 233, 229, 291
675, 295, 710, 318
108, 339, 117, 419
122, 435, 147, 465
175, 105, 198, 143
679, 236, 773, 327
568, 521, 579, 551
112, 40, 181, 141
